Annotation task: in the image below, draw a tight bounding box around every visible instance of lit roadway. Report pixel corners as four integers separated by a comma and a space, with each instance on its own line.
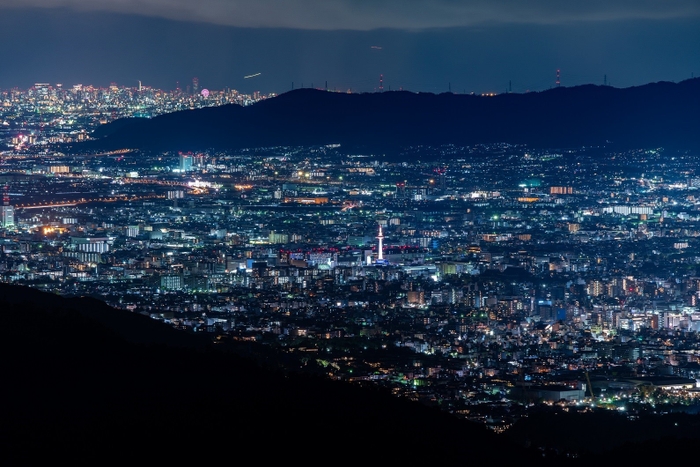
16, 193, 165, 209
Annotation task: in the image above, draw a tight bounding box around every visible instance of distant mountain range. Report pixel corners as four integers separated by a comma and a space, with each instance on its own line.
82, 79, 700, 154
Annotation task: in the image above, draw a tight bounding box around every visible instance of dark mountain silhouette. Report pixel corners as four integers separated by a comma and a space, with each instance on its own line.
3, 283, 698, 463
0, 284, 547, 464
83, 79, 700, 154
507, 407, 700, 462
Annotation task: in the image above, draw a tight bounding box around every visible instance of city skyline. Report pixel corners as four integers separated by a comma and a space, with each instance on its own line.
3, 1, 700, 461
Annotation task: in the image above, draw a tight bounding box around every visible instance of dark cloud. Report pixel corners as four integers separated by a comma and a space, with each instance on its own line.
1, 0, 699, 30
0, 9, 698, 93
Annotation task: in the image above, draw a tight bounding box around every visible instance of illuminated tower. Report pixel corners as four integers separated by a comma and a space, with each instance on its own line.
556, 69, 561, 88
377, 224, 384, 261
379, 74, 384, 92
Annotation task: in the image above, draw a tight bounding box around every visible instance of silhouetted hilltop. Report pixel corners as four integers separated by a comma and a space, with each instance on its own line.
0, 284, 547, 464
83, 79, 700, 154
4, 284, 699, 463
507, 407, 700, 461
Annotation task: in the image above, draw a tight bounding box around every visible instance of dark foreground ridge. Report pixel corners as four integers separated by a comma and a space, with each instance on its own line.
83, 78, 700, 154
1, 284, 543, 464
4, 283, 699, 463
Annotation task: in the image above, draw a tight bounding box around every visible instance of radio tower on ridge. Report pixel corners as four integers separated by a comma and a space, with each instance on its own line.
379, 74, 384, 92
556, 69, 561, 88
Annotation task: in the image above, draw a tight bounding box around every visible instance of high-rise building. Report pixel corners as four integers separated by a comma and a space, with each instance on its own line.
269, 231, 289, 244
71, 237, 110, 253
1, 205, 14, 228
179, 153, 193, 172
395, 181, 406, 198
192, 77, 199, 96
1, 185, 14, 229
161, 275, 183, 290
550, 186, 574, 195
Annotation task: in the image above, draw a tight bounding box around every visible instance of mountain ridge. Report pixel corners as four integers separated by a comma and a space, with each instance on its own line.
3, 283, 699, 463
0, 283, 544, 464
81, 78, 700, 154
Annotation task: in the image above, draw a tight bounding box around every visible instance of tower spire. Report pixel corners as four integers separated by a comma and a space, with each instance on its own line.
377, 223, 384, 261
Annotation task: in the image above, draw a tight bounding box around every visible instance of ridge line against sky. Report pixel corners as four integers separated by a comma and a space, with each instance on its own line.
1, 1, 700, 30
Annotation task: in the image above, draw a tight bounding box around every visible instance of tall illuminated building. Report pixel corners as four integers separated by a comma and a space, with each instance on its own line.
377, 224, 384, 261
1, 185, 15, 229
179, 152, 193, 172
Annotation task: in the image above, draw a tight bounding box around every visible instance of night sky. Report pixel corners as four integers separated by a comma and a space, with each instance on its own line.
0, 1, 698, 94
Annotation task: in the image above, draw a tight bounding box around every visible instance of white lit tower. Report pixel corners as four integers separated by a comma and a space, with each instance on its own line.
377, 223, 384, 261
